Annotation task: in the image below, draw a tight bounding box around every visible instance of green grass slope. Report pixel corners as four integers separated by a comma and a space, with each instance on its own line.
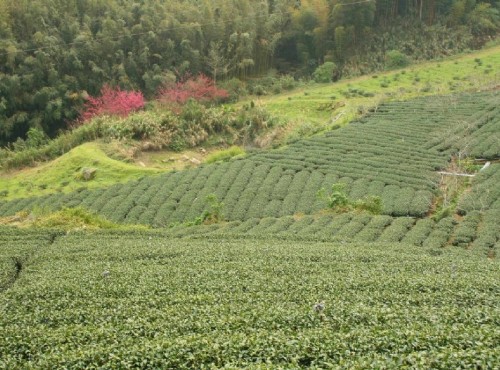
259, 45, 500, 131
0, 142, 162, 200
0, 230, 498, 368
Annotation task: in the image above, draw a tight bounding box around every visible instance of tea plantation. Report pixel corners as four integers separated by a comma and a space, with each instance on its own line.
1, 230, 499, 368
1, 90, 499, 368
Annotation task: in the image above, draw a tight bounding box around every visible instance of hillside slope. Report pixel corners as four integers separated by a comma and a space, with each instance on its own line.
1, 91, 497, 225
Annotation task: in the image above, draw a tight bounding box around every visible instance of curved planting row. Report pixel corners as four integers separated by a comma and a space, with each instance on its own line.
0, 92, 497, 226
459, 163, 500, 214
0, 160, 434, 223
467, 107, 500, 159
249, 92, 498, 191
168, 211, 490, 250
166, 208, 493, 255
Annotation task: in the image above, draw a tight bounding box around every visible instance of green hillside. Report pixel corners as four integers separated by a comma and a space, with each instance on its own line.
261, 46, 500, 126
1, 45, 499, 370
1, 91, 497, 225
0, 142, 162, 200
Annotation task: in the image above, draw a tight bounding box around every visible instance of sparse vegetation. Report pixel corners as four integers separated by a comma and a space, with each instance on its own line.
205, 146, 245, 164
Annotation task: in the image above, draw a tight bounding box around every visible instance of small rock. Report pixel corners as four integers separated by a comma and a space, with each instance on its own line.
199, 148, 207, 154
189, 158, 201, 165
138, 161, 146, 168
181, 155, 190, 162
102, 270, 110, 278
81, 167, 97, 181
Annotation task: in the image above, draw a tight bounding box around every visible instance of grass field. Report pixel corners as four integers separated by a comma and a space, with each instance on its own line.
0, 230, 499, 368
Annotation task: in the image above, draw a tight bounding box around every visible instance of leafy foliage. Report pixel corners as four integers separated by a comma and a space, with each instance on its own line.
385, 50, 410, 69
312, 62, 339, 83
0, 102, 278, 169
158, 74, 229, 109
318, 183, 382, 214
318, 183, 350, 209
0, 0, 498, 144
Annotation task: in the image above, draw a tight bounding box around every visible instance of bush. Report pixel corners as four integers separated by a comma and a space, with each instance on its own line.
313, 62, 338, 83
318, 183, 350, 209
385, 50, 410, 69
246, 74, 298, 96
158, 74, 229, 108
219, 78, 247, 102
318, 183, 384, 215
355, 196, 383, 215
280, 75, 298, 90
26, 127, 49, 148
0, 100, 279, 169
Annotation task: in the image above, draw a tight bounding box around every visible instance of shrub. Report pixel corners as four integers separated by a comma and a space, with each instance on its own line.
280, 75, 297, 90
355, 196, 383, 215
313, 62, 338, 83
26, 127, 49, 148
219, 78, 247, 102
80, 85, 145, 122
318, 183, 384, 215
318, 183, 350, 209
385, 50, 410, 69
186, 194, 225, 226
245, 74, 298, 96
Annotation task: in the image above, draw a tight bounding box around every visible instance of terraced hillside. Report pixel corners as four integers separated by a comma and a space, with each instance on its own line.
0, 92, 498, 226
1, 89, 499, 368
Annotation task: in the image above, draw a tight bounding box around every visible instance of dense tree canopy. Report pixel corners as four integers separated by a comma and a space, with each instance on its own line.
0, 0, 499, 145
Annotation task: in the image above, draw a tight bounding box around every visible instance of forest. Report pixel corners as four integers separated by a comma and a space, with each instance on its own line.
0, 0, 499, 145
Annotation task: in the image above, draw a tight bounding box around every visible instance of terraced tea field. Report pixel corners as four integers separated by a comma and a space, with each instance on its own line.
1, 87, 499, 368
0, 92, 498, 225
155, 161, 500, 254
1, 230, 499, 368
